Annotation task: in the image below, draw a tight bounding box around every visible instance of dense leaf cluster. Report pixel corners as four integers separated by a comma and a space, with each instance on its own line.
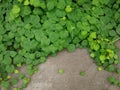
0, 0, 120, 89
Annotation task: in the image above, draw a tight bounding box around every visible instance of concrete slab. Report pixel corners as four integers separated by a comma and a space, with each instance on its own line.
1, 41, 120, 90
24, 49, 120, 90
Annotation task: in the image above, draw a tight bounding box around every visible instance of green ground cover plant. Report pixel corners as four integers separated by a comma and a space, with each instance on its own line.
0, 0, 120, 90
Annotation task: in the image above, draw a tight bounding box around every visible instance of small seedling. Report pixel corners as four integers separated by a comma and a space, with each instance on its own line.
80, 71, 86, 76
58, 69, 64, 75
98, 67, 103, 71
14, 69, 19, 74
